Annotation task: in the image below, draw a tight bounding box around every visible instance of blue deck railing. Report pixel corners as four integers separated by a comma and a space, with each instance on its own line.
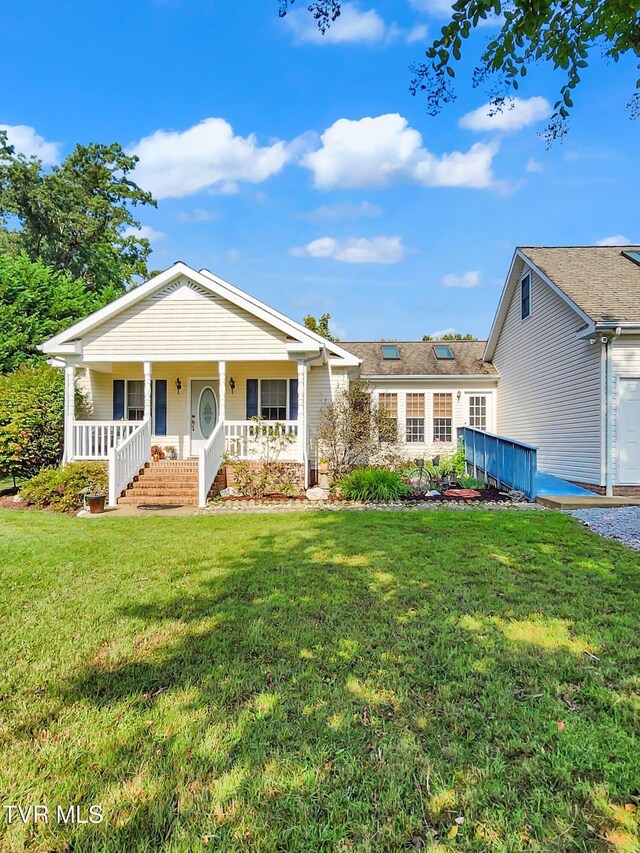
458, 427, 538, 500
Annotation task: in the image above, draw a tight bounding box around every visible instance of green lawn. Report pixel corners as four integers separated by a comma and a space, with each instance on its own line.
0, 509, 639, 852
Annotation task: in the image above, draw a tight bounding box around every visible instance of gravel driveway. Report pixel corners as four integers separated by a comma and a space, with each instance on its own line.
566, 506, 640, 551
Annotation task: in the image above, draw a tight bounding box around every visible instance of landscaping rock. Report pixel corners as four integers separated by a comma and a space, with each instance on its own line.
219, 487, 243, 498
305, 487, 329, 501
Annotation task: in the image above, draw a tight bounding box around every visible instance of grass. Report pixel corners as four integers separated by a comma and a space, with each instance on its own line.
0, 508, 639, 852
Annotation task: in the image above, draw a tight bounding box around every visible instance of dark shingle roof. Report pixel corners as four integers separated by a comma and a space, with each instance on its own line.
520, 246, 640, 324
340, 341, 497, 376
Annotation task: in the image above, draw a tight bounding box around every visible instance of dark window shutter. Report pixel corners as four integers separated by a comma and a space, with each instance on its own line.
113, 380, 125, 420
154, 380, 167, 436
289, 378, 298, 421
246, 379, 258, 419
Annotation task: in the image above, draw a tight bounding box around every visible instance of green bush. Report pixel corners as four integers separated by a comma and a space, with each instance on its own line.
459, 475, 486, 489
0, 363, 65, 481
338, 468, 410, 502
20, 462, 108, 512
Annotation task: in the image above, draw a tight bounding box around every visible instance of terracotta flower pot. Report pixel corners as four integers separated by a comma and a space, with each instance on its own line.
87, 494, 106, 514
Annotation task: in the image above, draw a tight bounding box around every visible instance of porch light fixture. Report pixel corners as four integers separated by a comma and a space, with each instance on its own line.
456, 390, 461, 401
229, 376, 236, 394
175, 378, 182, 395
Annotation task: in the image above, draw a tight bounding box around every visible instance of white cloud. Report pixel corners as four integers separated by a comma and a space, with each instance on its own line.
0, 123, 60, 163
297, 201, 382, 223
597, 235, 633, 246
290, 235, 406, 264
442, 270, 480, 288
406, 23, 428, 43
460, 97, 552, 133
526, 158, 544, 173
285, 3, 387, 44
303, 113, 498, 190
430, 327, 457, 338
127, 118, 294, 199
123, 225, 164, 242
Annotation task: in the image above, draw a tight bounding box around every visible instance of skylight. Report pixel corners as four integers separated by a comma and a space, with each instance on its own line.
381, 344, 400, 360
433, 344, 454, 360
622, 250, 640, 267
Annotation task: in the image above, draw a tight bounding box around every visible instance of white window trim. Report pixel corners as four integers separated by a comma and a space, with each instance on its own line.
259, 378, 290, 421
520, 272, 532, 321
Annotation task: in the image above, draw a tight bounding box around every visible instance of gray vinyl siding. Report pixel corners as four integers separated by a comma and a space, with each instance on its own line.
493, 267, 602, 484
611, 336, 640, 484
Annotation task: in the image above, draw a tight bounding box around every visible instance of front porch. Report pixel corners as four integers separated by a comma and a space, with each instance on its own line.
63, 358, 310, 506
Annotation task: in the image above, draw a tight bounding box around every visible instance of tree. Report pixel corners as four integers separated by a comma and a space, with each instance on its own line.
0, 363, 65, 482
303, 312, 338, 341
0, 252, 116, 373
0, 132, 156, 294
280, 1, 640, 139
422, 332, 477, 341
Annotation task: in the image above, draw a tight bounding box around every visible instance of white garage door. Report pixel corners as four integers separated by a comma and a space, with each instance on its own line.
617, 378, 640, 484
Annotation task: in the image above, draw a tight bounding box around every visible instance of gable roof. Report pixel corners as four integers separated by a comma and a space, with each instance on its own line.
40, 262, 360, 365
521, 246, 640, 324
341, 340, 497, 377
484, 245, 640, 360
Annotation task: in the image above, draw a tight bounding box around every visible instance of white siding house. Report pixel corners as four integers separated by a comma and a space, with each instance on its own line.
486, 245, 640, 495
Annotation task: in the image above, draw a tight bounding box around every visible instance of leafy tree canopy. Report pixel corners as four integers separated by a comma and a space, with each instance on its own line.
0, 363, 65, 481
280, 1, 640, 139
303, 312, 338, 341
422, 332, 478, 341
0, 252, 116, 373
0, 132, 156, 294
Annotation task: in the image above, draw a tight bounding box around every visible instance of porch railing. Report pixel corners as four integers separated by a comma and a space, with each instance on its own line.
198, 420, 226, 507
73, 420, 139, 460
224, 420, 300, 460
108, 419, 151, 506
458, 426, 537, 500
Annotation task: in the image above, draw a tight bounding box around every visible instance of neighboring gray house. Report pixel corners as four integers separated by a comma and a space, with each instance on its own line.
485, 245, 640, 495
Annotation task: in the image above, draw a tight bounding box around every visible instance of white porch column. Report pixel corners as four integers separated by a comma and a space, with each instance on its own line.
143, 361, 152, 423
218, 360, 226, 423
297, 362, 307, 474
63, 361, 76, 463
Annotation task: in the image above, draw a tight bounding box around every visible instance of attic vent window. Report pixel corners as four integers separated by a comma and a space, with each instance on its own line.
381, 345, 400, 359
433, 344, 454, 360
622, 250, 640, 267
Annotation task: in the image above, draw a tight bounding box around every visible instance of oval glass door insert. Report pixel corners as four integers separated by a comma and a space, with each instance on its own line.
198, 387, 217, 438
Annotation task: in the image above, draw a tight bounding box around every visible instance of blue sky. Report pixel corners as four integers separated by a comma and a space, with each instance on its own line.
2, 0, 638, 340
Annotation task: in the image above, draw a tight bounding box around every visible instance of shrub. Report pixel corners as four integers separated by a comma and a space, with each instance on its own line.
0, 363, 65, 481
338, 468, 410, 502
317, 381, 402, 482
20, 462, 108, 512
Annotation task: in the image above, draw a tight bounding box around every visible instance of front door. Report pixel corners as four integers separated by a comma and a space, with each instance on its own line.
190, 380, 218, 455
618, 378, 640, 484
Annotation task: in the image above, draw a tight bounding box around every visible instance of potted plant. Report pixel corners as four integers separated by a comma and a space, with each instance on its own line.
151, 444, 165, 463
164, 445, 177, 460
81, 481, 107, 514
318, 457, 329, 474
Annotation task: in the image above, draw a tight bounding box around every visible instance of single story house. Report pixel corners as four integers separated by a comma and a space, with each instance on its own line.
39, 245, 640, 504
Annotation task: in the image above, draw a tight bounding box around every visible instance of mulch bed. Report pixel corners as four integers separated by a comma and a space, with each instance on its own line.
401, 486, 509, 503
